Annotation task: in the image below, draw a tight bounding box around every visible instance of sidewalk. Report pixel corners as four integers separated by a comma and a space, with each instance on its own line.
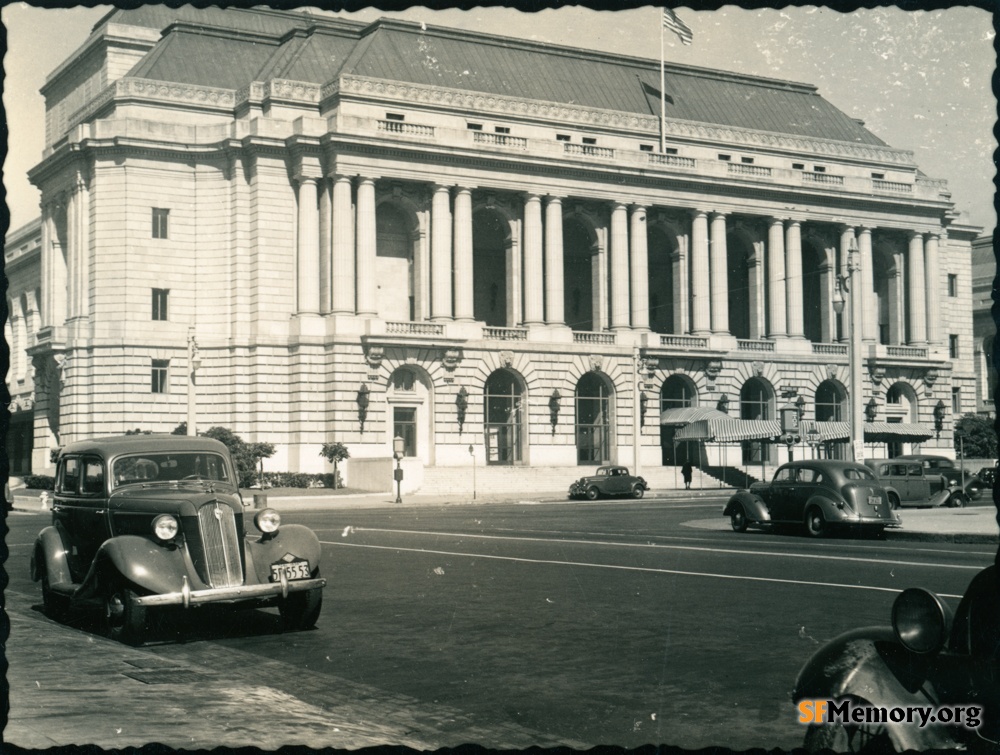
10, 488, 998, 544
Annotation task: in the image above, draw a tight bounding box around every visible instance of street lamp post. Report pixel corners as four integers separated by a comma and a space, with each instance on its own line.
393, 435, 404, 503
833, 239, 864, 462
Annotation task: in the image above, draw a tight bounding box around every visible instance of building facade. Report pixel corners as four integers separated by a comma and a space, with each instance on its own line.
19, 7, 980, 487
971, 234, 996, 416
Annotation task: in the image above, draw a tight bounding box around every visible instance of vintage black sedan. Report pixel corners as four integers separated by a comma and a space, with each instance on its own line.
723, 460, 901, 537
569, 466, 648, 500
30, 435, 326, 645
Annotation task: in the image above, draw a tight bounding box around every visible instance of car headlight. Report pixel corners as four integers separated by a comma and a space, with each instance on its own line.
255, 508, 281, 534
152, 514, 179, 542
892, 588, 949, 654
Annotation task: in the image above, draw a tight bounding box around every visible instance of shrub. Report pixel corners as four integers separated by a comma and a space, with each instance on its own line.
24, 475, 55, 490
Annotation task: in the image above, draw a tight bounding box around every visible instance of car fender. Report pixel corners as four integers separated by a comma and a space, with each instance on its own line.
31, 525, 73, 588
78, 535, 191, 599
803, 494, 843, 520
794, 627, 958, 751
724, 491, 770, 524
244, 524, 323, 585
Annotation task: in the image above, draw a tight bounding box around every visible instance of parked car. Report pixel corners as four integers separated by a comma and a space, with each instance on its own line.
895, 454, 985, 505
723, 460, 900, 538
569, 466, 648, 500
30, 435, 326, 645
977, 462, 997, 490
863, 459, 952, 508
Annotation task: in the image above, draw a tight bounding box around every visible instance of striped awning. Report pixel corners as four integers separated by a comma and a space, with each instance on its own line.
801, 420, 935, 443
659, 407, 734, 426
673, 418, 782, 442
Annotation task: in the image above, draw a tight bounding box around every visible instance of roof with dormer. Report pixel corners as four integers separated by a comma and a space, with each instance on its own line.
92, 6, 887, 147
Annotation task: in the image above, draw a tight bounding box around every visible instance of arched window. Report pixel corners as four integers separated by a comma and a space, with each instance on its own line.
814, 380, 846, 422
660, 375, 696, 411
740, 378, 774, 464
484, 369, 524, 465
387, 367, 432, 462
576, 372, 613, 465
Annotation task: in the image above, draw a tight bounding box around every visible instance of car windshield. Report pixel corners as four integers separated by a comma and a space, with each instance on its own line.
843, 466, 878, 481
112, 452, 233, 488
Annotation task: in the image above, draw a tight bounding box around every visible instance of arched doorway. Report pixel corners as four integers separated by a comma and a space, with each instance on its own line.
484, 369, 525, 465
387, 366, 433, 464
814, 379, 847, 459
473, 209, 509, 326
576, 372, 613, 465
741, 378, 774, 464
885, 381, 918, 457
660, 374, 698, 465
376, 203, 415, 321
564, 218, 595, 331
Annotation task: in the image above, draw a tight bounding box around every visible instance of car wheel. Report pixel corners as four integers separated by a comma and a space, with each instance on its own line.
730, 504, 748, 533
586, 486, 600, 501
948, 491, 967, 508
104, 578, 147, 646
803, 719, 892, 754
631, 485, 645, 499
805, 507, 828, 538
887, 493, 900, 510
280, 585, 323, 631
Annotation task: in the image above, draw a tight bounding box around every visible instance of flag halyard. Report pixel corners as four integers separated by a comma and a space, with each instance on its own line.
662, 8, 693, 45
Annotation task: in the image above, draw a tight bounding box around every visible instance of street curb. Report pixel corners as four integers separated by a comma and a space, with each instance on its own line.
884, 530, 999, 544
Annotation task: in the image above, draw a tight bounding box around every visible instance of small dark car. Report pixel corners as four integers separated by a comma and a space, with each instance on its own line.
863, 459, 952, 508
569, 466, 648, 500
30, 435, 326, 645
895, 454, 985, 505
724, 460, 900, 538
977, 463, 997, 489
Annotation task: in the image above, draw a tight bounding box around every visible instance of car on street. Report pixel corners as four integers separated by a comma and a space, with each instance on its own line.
895, 454, 985, 505
723, 460, 900, 538
569, 466, 648, 500
863, 459, 952, 508
977, 462, 997, 490
30, 434, 326, 645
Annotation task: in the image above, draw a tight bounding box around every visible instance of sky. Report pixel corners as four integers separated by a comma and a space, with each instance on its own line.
2, 2, 996, 237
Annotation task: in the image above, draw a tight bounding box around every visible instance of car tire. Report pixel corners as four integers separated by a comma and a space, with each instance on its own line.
280, 585, 323, 631
805, 507, 828, 538
104, 578, 147, 646
586, 486, 600, 501
730, 504, 748, 533
948, 491, 967, 508
631, 485, 645, 499
887, 493, 900, 510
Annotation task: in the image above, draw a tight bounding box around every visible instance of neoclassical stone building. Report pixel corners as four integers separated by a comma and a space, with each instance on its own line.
21, 6, 980, 488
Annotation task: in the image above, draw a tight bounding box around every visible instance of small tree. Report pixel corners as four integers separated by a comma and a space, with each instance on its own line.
201, 426, 275, 487
320, 442, 350, 489
954, 413, 998, 459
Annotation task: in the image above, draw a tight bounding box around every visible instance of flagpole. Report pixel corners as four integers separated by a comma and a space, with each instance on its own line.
660, 14, 666, 153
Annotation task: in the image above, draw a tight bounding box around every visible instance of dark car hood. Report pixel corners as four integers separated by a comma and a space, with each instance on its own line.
109, 483, 243, 516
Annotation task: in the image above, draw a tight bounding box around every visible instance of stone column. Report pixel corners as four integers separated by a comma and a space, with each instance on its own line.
296, 176, 320, 314
709, 212, 728, 334
453, 187, 475, 322
610, 203, 630, 330
924, 232, 941, 346
431, 184, 453, 321
66, 184, 80, 318
857, 227, 876, 342
522, 195, 544, 325
690, 210, 711, 335
318, 178, 331, 313
355, 177, 377, 317
819, 256, 834, 343
767, 218, 786, 338
785, 219, 803, 338
544, 196, 564, 326
331, 176, 355, 314
908, 231, 927, 345
629, 205, 649, 331
887, 252, 904, 345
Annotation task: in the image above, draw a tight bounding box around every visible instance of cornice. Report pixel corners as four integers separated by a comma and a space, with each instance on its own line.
329, 74, 917, 167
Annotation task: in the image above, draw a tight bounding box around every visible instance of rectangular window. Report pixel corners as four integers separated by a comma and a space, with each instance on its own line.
466, 122, 483, 131
582, 137, 597, 145
152, 208, 169, 239
740, 156, 755, 164
83, 460, 105, 495
871, 172, 885, 179
948, 274, 958, 297
640, 144, 654, 152
792, 163, 805, 170
385, 112, 405, 121
495, 126, 511, 134
152, 288, 169, 321
393, 407, 417, 457
952, 387, 961, 415
718, 154, 732, 161
151, 359, 169, 393
949, 335, 960, 359
813, 166, 827, 173
59, 457, 80, 494
556, 134, 571, 142
664, 147, 678, 155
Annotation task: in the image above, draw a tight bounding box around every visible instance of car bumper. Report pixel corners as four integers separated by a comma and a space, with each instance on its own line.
135, 576, 326, 608
840, 514, 901, 528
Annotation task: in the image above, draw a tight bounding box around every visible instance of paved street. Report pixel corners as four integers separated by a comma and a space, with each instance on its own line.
4, 498, 995, 751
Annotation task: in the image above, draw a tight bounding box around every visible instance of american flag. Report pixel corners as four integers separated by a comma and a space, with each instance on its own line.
662, 8, 693, 45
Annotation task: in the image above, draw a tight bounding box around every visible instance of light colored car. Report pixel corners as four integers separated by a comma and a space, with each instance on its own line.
895, 454, 985, 505
569, 466, 648, 500
863, 459, 952, 508
724, 460, 901, 538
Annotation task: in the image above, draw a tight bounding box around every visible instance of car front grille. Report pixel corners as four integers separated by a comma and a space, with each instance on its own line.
197, 501, 244, 588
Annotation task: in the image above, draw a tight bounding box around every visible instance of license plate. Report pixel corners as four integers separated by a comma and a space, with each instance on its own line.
868, 495, 881, 506
270, 560, 311, 582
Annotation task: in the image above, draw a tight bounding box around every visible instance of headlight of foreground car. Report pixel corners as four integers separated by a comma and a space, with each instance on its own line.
152, 514, 179, 542
892, 588, 949, 654
255, 508, 281, 534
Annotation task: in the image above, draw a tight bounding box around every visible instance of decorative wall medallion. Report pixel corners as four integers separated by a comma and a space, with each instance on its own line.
752, 361, 764, 377
364, 346, 385, 372
442, 347, 463, 372
705, 360, 723, 380
924, 368, 940, 388
589, 354, 603, 373
500, 351, 514, 369
827, 364, 839, 381
867, 359, 885, 386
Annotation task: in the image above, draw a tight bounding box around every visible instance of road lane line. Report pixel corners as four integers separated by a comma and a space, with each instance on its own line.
344, 527, 986, 572
324, 540, 964, 598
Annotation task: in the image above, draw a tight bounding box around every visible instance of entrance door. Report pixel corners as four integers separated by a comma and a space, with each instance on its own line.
484, 370, 524, 465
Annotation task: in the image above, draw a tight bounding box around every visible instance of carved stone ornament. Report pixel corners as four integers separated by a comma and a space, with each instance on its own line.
868, 359, 886, 387
752, 361, 765, 378
704, 360, 723, 380
827, 364, 839, 381
500, 351, 515, 369
589, 354, 604, 373
364, 346, 385, 372
442, 347, 463, 372
924, 368, 940, 388
638, 357, 659, 379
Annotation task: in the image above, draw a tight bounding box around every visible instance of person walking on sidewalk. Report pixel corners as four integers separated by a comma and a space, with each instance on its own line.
681, 461, 693, 490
